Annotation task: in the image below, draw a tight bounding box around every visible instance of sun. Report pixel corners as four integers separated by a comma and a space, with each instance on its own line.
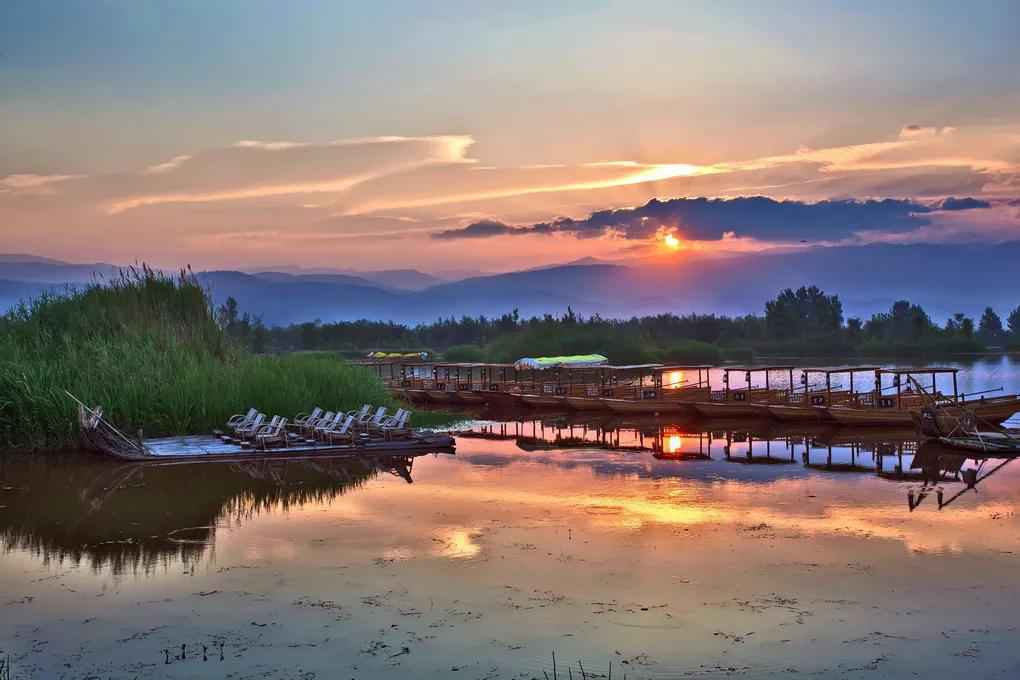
663, 233, 681, 250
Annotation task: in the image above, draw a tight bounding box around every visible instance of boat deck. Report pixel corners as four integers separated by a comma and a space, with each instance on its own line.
124, 433, 456, 462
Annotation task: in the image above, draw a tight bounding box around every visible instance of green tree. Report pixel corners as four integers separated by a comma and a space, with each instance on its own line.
1008, 306, 1020, 342
764, 285, 843, 340
978, 307, 1005, 344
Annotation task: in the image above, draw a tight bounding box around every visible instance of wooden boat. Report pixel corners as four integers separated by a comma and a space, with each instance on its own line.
768, 366, 878, 422
75, 403, 455, 463
453, 390, 487, 404
564, 396, 610, 411
827, 405, 913, 425
603, 398, 698, 415
425, 389, 458, 403
598, 365, 713, 416
476, 390, 525, 409
828, 368, 1020, 427
692, 401, 771, 418
691, 366, 796, 420
765, 404, 831, 421
521, 393, 567, 408
936, 432, 1020, 455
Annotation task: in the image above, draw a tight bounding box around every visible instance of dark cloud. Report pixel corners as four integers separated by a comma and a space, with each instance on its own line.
937, 196, 991, 211
432, 219, 520, 239
433, 196, 958, 242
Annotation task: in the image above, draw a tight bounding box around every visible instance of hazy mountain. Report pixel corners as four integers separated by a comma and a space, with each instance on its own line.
350, 269, 445, 291
2, 243, 1018, 325
0, 254, 70, 265
195, 271, 405, 325
0, 259, 122, 283
243, 265, 446, 290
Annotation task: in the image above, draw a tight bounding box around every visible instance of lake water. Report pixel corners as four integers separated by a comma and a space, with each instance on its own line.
2, 356, 1020, 679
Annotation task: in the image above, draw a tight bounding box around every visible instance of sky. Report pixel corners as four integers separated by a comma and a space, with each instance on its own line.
1, 0, 1019, 272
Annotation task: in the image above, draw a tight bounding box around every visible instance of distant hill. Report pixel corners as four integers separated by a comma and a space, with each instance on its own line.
0, 254, 70, 265
3, 243, 1019, 324
243, 265, 446, 290
350, 269, 445, 291
0, 259, 121, 284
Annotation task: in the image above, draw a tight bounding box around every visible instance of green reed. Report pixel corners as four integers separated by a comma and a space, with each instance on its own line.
0, 268, 396, 449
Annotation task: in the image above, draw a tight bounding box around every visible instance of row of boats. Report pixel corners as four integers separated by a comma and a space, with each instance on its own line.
360, 358, 1020, 428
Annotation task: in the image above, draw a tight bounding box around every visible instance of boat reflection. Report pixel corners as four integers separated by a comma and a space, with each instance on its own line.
454, 413, 1015, 511
0, 452, 438, 574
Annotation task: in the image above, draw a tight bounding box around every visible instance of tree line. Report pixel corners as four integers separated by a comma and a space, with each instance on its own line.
216, 286, 1020, 360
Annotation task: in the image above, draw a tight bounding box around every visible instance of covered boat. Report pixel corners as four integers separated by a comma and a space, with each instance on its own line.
513, 354, 608, 370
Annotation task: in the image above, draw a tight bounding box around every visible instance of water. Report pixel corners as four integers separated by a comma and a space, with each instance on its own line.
2, 357, 1020, 679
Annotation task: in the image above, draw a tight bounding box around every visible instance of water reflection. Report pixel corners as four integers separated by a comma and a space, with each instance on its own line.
0, 452, 430, 574
4, 414, 1020, 678
1, 414, 1015, 575
455, 412, 1015, 510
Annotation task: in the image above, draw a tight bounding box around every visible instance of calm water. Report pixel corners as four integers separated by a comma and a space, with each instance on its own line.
2, 356, 1020, 679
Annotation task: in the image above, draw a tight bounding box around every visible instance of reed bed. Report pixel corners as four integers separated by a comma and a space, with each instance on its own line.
0, 269, 396, 449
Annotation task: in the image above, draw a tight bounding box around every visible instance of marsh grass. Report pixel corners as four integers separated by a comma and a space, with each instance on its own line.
0, 269, 400, 449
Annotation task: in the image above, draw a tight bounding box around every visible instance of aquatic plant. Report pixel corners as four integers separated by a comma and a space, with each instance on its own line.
0, 268, 396, 449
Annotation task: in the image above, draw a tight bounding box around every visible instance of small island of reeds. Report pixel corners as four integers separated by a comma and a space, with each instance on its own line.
0, 269, 401, 450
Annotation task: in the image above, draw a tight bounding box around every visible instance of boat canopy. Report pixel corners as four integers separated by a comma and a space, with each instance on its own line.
513, 354, 609, 370
367, 351, 429, 360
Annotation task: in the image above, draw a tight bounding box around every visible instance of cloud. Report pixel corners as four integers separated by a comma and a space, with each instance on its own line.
0, 174, 81, 192
936, 196, 991, 211
145, 155, 192, 174
433, 196, 946, 242
1, 123, 1017, 268
105, 135, 476, 214
433, 219, 518, 239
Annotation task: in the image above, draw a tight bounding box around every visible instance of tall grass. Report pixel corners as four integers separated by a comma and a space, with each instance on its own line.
0, 269, 395, 449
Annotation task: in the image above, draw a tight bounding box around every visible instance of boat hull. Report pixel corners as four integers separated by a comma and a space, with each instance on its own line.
82, 429, 456, 462
453, 391, 487, 404
692, 401, 770, 419
968, 397, 1020, 424
766, 404, 831, 422
827, 407, 913, 426
564, 396, 610, 411
425, 390, 458, 403
521, 394, 566, 408
602, 398, 697, 416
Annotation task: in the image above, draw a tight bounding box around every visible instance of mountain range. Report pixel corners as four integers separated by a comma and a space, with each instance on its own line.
1, 243, 1018, 325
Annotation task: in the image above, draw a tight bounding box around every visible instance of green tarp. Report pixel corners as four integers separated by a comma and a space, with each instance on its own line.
513, 354, 608, 370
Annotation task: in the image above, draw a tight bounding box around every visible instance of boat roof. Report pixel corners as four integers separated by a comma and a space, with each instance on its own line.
513, 354, 609, 370
724, 365, 797, 372
657, 364, 714, 371
878, 367, 960, 374
801, 365, 882, 374
432, 362, 516, 369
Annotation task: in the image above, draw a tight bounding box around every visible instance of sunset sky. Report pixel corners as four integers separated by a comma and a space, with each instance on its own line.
2, 1, 1019, 272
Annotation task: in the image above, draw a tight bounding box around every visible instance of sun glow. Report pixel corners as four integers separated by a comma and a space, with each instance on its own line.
663, 233, 681, 250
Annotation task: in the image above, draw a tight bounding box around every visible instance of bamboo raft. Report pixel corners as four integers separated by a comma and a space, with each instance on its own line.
74, 398, 455, 463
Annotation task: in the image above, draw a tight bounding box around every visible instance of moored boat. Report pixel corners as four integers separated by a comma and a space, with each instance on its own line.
765, 403, 831, 421
603, 398, 698, 415
692, 401, 771, 418
73, 398, 455, 463
521, 393, 567, 407
564, 396, 609, 411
